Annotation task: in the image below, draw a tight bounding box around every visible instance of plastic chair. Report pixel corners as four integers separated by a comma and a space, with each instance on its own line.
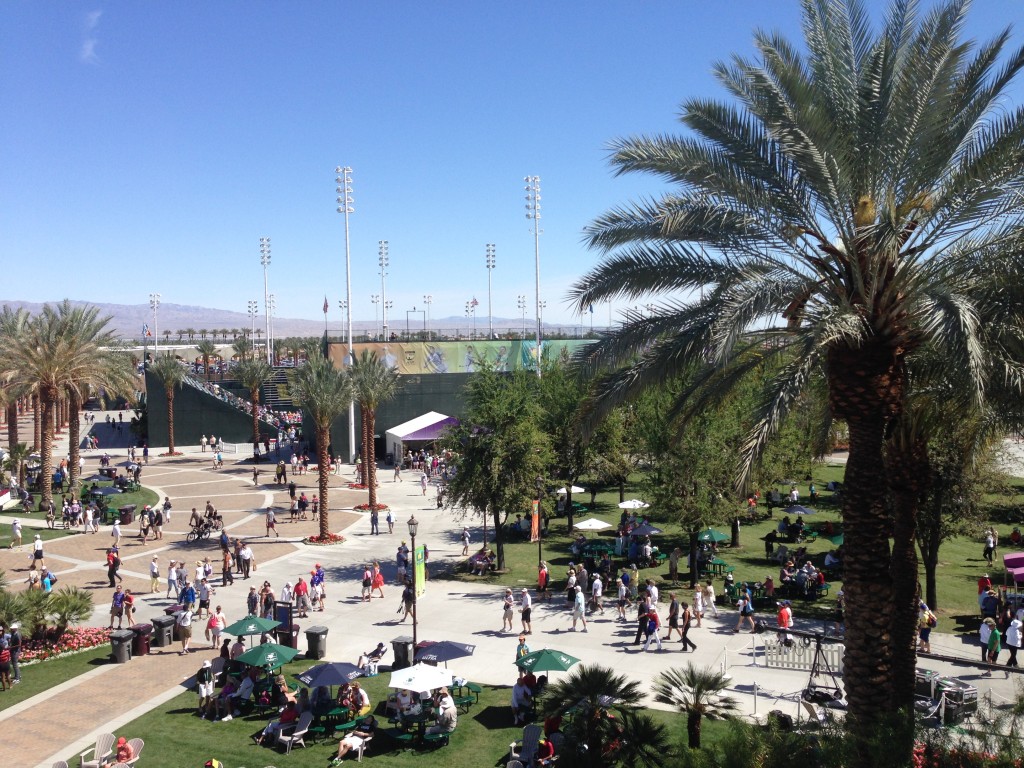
277, 711, 313, 753
124, 738, 144, 766
79, 732, 115, 768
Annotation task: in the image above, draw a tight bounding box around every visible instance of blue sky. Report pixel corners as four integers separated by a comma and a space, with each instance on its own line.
2, 1, 1021, 328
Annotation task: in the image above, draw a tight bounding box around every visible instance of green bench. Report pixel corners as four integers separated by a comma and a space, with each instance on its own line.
422, 732, 450, 748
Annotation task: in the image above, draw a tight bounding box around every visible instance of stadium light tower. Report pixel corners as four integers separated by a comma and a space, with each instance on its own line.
485, 244, 496, 339
378, 240, 390, 340
423, 295, 433, 341
336, 166, 357, 463
149, 293, 161, 353
524, 176, 542, 377
260, 237, 272, 364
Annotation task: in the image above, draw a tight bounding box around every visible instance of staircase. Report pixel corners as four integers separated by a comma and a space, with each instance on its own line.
260, 369, 295, 412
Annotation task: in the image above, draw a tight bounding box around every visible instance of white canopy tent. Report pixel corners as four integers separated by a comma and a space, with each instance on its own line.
385, 411, 458, 463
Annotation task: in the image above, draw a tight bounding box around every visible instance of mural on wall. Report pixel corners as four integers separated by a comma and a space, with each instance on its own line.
328, 340, 589, 374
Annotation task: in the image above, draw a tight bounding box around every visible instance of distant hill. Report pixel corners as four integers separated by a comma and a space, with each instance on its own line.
0, 299, 542, 340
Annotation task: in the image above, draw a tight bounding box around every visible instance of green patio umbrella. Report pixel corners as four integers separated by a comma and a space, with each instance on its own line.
236, 642, 299, 670
223, 614, 281, 637
515, 648, 581, 674
697, 528, 729, 544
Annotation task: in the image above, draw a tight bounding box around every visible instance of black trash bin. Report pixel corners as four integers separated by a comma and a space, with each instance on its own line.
391, 635, 414, 670
130, 623, 152, 656
118, 504, 137, 525
276, 623, 299, 649
305, 626, 328, 659
110, 629, 134, 663
151, 615, 175, 648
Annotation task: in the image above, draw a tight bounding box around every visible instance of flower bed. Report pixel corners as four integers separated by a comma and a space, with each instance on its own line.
21, 626, 111, 663
353, 502, 389, 511
159, 451, 184, 457
304, 533, 346, 546
347, 483, 367, 490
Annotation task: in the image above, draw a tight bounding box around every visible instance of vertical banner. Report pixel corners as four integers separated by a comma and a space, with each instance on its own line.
414, 544, 426, 598
530, 500, 540, 543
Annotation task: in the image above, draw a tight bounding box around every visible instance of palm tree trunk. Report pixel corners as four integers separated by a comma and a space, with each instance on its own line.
686, 711, 701, 749
318, 425, 331, 539
40, 388, 57, 509
491, 505, 505, 570
361, 405, 370, 489
32, 394, 40, 449
921, 530, 941, 611
166, 390, 176, 455
68, 390, 82, 496
250, 387, 261, 445
828, 343, 905, 761
6, 403, 17, 451
367, 408, 378, 509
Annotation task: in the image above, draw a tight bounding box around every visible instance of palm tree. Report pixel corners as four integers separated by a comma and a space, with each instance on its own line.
185, 328, 196, 342
288, 352, 352, 539
569, 1, 1024, 753
162, 329, 171, 344
49, 586, 94, 636
149, 354, 186, 454
232, 337, 253, 363
2, 442, 30, 487
350, 350, 401, 508
196, 340, 217, 383
176, 329, 185, 342
653, 664, 738, 749
0, 306, 29, 451
537, 664, 664, 768
235, 358, 273, 446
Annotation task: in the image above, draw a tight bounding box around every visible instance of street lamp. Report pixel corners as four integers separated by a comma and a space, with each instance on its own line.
485, 244, 496, 339
336, 166, 357, 463
268, 294, 277, 365
535, 476, 544, 566
370, 294, 381, 340
378, 241, 390, 340
260, 237, 272, 365
465, 301, 477, 340
539, 300, 548, 326
517, 295, 527, 339
247, 300, 258, 342
149, 293, 161, 354
423, 295, 433, 341
407, 515, 419, 650
406, 307, 425, 339
524, 175, 542, 378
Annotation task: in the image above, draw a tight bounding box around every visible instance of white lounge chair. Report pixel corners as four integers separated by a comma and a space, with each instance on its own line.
509, 724, 542, 765
79, 732, 116, 768
277, 710, 313, 754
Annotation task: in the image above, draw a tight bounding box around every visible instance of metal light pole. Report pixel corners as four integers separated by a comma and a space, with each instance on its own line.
524, 176, 542, 377
485, 244, 495, 339
378, 241, 390, 341
539, 300, 547, 326
408, 515, 419, 650
423, 295, 432, 341
247, 300, 258, 342
268, 294, 276, 365
336, 166, 357, 463
260, 237, 272, 364
517, 295, 527, 339
371, 295, 381, 340
149, 293, 161, 354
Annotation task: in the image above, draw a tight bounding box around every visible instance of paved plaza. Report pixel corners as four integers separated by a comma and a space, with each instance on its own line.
0, 412, 1018, 767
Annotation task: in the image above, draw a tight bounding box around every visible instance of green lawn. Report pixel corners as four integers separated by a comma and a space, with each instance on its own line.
70, 660, 715, 767
0, 483, 160, 523
0, 644, 110, 712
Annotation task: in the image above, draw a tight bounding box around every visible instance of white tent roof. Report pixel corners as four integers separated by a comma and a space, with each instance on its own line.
385, 411, 451, 440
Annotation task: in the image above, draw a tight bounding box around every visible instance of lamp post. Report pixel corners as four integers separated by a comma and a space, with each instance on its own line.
336, 167, 357, 463
539, 300, 547, 326
260, 237, 272, 365
423, 295, 432, 340
465, 301, 477, 340
268, 294, 277, 365
149, 293, 161, 354
408, 515, 419, 650
378, 241, 390, 340
370, 295, 380, 340
247, 300, 258, 343
524, 175, 542, 378
485, 243, 495, 339
517, 295, 527, 339
535, 476, 544, 567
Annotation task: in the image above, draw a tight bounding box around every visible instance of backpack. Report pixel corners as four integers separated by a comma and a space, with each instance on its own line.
926, 612, 937, 628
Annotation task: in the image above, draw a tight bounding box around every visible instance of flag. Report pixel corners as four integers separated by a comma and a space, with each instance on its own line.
323, 296, 329, 314
143, 324, 152, 337
470, 297, 479, 307
588, 304, 594, 314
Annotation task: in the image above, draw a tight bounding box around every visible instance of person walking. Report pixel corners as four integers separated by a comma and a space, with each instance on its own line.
616, 577, 629, 621
394, 463, 402, 482
692, 586, 704, 628
106, 548, 122, 587
108, 586, 127, 629
371, 561, 385, 599
252, 466, 260, 486
162, 495, 173, 523
641, 606, 663, 651
386, 510, 394, 534
265, 507, 279, 538
361, 565, 373, 603
177, 606, 195, 655
239, 543, 253, 579
680, 601, 698, 652
571, 586, 588, 632
9, 519, 21, 550
665, 593, 681, 641
983, 617, 1002, 675
111, 519, 121, 548
149, 556, 160, 593
520, 588, 533, 635
734, 593, 756, 633
221, 549, 234, 587
502, 588, 515, 633
703, 579, 719, 618
1007, 615, 1022, 668
590, 573, 605, 615
460, 527, 470, 556
370, 509, 379, 535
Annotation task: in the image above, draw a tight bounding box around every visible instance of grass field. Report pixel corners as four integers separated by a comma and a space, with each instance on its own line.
0, 644, 110, 712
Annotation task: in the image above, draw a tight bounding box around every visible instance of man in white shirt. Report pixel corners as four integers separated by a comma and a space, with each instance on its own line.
591, 575, 605, 614
177, 607, 194, 655
520, 588, 533, 635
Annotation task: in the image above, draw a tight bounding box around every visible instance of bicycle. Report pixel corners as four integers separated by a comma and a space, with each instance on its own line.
186, 520, 214, 543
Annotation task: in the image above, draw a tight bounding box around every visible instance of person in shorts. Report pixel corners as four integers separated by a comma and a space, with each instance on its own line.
177, 607, 194, 654
108, 586, 126, 629
196, 659, 215, 716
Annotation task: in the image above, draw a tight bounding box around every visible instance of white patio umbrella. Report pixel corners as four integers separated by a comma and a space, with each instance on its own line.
556, 485, 586, 495
617, 499, 650, 509
387, 663, 455, 694
574, 517, 613, 531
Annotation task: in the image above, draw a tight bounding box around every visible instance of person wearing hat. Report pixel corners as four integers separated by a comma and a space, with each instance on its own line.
8, 622, 22, 684
100, 736, 133, 767
196, 659, 215, 716
426, 689, 458, 736
461, 526, 471, 556
502, 588, 516, 632
978, 573, 993, 609
571, 585, 588, 633
30, 534, 44, 570
983, 617, 1002, 674
520, 587, 533, 635
204, 760, 225, 768
9, 519, 21, 550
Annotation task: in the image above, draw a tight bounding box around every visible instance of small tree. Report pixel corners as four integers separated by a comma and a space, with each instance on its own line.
196, 340, 218, 382
653, 664, 738, 749
351, 351, 401, 510
149, 354, 186, 454
235, 358, 274, 446
49, 586, 94, 635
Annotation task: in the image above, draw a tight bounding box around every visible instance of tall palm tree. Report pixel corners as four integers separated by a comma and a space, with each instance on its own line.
537, 664, 664, 768
149, 354, 186, 455
652, 664, 738, 749
232, 337, 254, 363
350, 350, 401, 509
288, 352, 351, 539
196, 340, 217, 382
235, 358, 273, 446
2, 442, 30, 487
0, 307, 29, 452
570, 1, 1024, 754
185, 328, 196, 342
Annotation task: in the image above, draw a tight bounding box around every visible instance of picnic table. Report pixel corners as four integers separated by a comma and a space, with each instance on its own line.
700, 558, 729, 577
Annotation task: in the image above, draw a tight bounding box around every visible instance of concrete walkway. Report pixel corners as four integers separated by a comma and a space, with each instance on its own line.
0, 411, 1019, 767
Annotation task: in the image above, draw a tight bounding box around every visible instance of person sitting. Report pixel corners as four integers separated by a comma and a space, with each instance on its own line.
332, 715, 377, 764
779, 561, 796, 585
520, 670, 539, 694
311, 685, 333, 715
253, 700, 299, 746
824, 550, 842, 570
350, 681, 371, 716
395, 688, 418, 716
511, 677, 533, 725
536, 736, 557, 766
1012, 527, 1023, 546
777, 516, 790, 536
425, 694, 457, 736
100, 736, 134, 767
357, 642, 387, 670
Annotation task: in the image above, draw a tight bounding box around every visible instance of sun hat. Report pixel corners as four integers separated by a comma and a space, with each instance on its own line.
203, 659, 212, 668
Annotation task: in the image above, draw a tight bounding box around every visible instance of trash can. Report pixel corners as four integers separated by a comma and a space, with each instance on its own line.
391, 635, 415, 670
152, 615, 175, 647
305, 626, 328, 659
130, 623, 152, 656
110, 629, 134, 663
276, 623, 299, 649
118, 504, 137, 525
